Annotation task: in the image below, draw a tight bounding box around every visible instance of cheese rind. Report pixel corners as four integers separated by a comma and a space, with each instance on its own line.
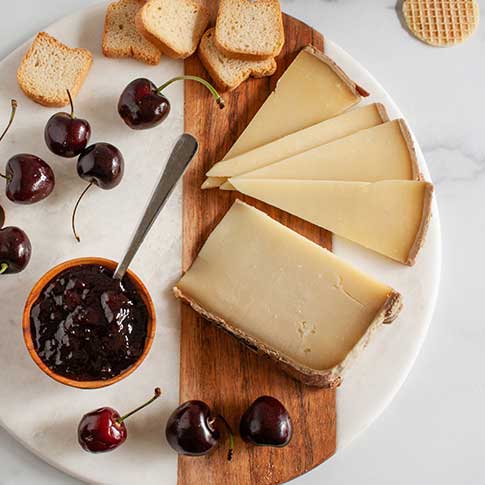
230, 179, 433, 265
203, 46, 365, 189
205, 103, 388, 182
174, 201, 402, 388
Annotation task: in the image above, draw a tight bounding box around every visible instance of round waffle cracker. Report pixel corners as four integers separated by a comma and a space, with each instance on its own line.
402, 0, 480, 46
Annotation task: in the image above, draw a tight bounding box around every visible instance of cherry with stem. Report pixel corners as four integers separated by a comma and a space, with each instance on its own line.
165, 400, 235, 460
72, 142, 124, 242
44, 89, 91, 158
118, 76, 225, 130
78, 387, 162, 453
0, 99, 55, 205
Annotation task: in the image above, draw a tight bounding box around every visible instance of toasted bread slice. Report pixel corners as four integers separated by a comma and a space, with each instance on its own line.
215, 0, 284, 61
103, 0, 161, 65
135, 0, 210, 59
199, 28, 276, 91
17, 32, 93, 108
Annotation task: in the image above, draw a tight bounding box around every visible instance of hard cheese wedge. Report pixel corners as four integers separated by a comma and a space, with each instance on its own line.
174, 200, 402, 388
205, 103, 388, 187
202, 45, 365, 189
221, 120, 420, 190
230, 179, 433, 265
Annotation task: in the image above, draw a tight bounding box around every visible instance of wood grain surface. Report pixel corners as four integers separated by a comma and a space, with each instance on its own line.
180, 14, 336, 485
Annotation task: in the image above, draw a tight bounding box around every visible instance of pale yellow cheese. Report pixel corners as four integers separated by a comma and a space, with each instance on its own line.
223, 120, 419, 190
229, 179, 433, 265
175, 201, 398, 371
205, 104, 386, 185
203, 46, 363, 189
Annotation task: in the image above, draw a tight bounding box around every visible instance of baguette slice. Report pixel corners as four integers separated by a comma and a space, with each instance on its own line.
199, 28, 277, 91
17, 32, 93, 107
103, 0, 162, 65
215, 0, 285, 61
136, 0, 210, 59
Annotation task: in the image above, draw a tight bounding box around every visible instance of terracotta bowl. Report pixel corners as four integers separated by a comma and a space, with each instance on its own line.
22, 257, 156, 390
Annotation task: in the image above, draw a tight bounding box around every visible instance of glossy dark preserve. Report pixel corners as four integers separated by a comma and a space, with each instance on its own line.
0, 226, 32, 274
240, 396, 293, 447
30, 264, 149, 381
165, 401, 220, 456
45, 112, 91, 158
5, 154, 55, 204
77, 143, 124, 189
118, 78, 170, 130
78, 407, 127, 453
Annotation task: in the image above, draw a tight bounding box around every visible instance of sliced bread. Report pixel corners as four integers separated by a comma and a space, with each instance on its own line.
103, 0, 162, 65
17, 32, 93, 107
199, 28, 276, 91
135, 0, 210, 59
215, 0, 285, 61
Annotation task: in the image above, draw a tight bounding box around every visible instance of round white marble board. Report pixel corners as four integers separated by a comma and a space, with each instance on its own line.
0, 3, 441, 484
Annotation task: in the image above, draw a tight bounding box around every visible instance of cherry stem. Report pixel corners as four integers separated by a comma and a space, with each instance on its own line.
0, 99, 17, 144
216, 415, 234, 461
0, 263, 8, 274
71, 182, 94, 243
66, 89, 75, 119
157, 76, 225, 109
117, 388, 162, 425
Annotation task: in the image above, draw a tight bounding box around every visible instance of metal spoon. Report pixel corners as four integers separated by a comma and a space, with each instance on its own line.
113, 134, 198, 280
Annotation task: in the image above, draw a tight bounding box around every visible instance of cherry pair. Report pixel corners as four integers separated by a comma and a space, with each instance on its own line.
44, 90, 124, 242
0, 101, 38, 274
165, 396, 292, 461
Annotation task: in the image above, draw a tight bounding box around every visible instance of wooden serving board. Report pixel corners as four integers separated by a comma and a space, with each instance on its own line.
180, 15, 335, 485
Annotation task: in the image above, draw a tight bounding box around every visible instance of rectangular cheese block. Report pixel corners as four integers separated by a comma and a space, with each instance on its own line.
204, 103, 388, 187
222, 120, 420, 190
202, 45, 365, 189
174, 200, 402, 388
229, 179, 433, 265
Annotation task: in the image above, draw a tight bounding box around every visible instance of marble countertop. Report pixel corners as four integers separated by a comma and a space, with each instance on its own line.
1, 1, 484, 484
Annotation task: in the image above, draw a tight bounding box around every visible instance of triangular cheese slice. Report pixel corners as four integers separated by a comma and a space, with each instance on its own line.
202, 46, 365, 189
222, 120, 420, 190
229, 179, 433, 265
205, 103, 387, 186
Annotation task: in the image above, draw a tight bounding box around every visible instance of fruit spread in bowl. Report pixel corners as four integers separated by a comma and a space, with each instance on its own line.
23, 257, 155, 389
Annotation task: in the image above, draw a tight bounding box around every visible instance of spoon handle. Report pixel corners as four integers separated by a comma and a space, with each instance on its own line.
113, 134, 198, 280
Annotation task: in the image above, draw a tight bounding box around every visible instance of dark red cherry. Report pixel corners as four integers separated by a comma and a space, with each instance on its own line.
78, 407, 126, 453
165, 401, 234, 459
78, 388, 162, 454
118, 78, 170, 130
118, 76, 224, 130
5, 154, 55, 204
77, 143, 124, 189
0, 226, 32, 274
72, 142, 124, 242
44, 90, 91, 157
0, 100, 55, 205
240, 396, 292, 448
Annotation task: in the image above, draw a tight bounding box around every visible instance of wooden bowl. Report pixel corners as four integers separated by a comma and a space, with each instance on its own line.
22, 257, 156, 390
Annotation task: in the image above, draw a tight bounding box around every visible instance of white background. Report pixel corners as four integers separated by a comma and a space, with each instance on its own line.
1, 1, 484, 484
